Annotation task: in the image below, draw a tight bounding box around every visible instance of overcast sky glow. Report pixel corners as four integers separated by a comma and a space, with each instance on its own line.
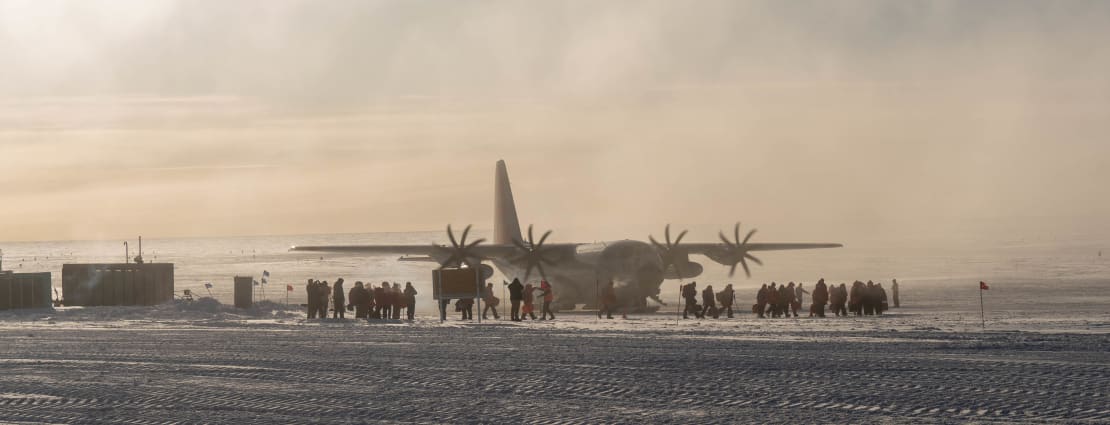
1, 0, 1108, 244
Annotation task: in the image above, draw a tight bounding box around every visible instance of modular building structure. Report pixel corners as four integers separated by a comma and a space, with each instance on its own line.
0, 271, 52, 310
61, 263, 174, 306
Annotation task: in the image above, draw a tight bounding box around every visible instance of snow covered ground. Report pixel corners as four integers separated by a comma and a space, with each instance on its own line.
1, 301, 1108, 424
2, 233, 1108, 422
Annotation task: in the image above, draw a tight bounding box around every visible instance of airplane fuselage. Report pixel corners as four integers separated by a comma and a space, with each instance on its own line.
490, 240, 667, 311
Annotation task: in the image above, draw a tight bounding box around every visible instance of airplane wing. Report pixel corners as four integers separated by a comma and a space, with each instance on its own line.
679, 242, 842, 254
289, 244, 576, 259
290, 245, 448, 255
704, 242, 841, 252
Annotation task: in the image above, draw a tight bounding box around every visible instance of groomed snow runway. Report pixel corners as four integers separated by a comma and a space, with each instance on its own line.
1, 305, 1108, 424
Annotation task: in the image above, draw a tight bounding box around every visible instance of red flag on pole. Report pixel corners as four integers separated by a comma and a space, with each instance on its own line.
286, 284, 294, 292
980, 281, 990, 290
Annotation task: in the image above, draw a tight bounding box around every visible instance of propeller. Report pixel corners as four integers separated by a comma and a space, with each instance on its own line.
510, 224, 558, 282
718, 222, 763, 278
436, 224, 486, 269
649, 224, 689, 277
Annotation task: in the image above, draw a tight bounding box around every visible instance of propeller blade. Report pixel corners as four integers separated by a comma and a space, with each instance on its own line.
734, 222, 741, 245
527, 225, 535, 246
742, 228, 757, 245
674, 229, 688, 246
728, 263, 738, 278
745, 252, 763, 266
718, 232, 732, 246
665, 224, 672, 246
537, 230, 552, 247
447, 224, 458, 248
465, 238, 486, 250
649, 235, 664, 249
459, 224, 472, 246
740, 257, 752, 278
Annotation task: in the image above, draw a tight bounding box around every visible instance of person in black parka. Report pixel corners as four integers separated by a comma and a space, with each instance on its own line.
508, 278, 524, 322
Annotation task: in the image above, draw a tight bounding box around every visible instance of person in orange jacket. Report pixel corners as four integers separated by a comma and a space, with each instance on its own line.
521, 283, 537, 320
538, 280, 555, 320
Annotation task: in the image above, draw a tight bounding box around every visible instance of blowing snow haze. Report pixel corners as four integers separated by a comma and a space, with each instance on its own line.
1, 0, 1108, 245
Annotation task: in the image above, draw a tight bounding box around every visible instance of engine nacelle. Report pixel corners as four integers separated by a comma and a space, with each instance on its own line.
478, 264, 495, 281
663, 261, 703, 280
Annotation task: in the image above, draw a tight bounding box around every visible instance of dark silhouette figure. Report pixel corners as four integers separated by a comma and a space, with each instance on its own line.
316, 281, 331, 319
508, 278, 524, 321
332, 279, 346, 319
456, 298, 474, 320
784, 282, 798, 318
599, 280, 617, 319
812, 279, 828, 318
767, 282, 779, 318
305, 279, 317, 319
891, 279, 900, 308
850, 281, 864, 316
682, 282, 701, 319
404, 282, 417, 320
863, 281, 876, 316
877, 283, 888, 314
756, 284, 768, 318
717, 284, 735, 318
701, 285, 717, 318
349, 281, 371, 319
482, 282, 501, 319
375, 282, 390, 320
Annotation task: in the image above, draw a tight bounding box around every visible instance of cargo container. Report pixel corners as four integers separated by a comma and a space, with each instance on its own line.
61, 263, 174, 306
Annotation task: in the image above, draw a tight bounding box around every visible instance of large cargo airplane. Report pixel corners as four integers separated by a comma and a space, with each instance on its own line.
291, 160, 842, 311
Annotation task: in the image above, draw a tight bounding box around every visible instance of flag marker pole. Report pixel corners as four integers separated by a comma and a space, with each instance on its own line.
979, 283, 986, 329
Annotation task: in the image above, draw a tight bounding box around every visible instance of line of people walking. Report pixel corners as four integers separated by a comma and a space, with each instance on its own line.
679, 282, 737, 319
756, 278, 900, 318
305, 279, 417, 320
435, 278, 557, 322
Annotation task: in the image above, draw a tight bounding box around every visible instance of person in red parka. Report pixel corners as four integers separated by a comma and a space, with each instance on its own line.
538, 280, 555, 320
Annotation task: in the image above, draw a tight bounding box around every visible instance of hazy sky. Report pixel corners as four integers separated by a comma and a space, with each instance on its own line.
1, 0, 1108, 244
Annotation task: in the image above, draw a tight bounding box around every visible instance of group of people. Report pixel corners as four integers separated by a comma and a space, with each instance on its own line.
755, 278, 901, 318
305, 279, 418, 320
679, 282, 738, 319
306, 276, 902, 321
452, 278, 555, 321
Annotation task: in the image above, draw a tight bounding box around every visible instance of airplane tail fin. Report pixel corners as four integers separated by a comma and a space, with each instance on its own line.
494, 160, 523, 245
